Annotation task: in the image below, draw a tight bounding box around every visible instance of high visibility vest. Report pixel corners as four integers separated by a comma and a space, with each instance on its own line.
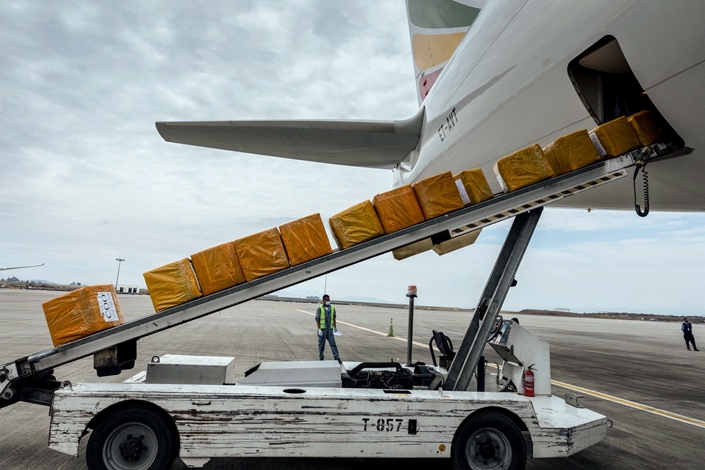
318, 305, 335, 329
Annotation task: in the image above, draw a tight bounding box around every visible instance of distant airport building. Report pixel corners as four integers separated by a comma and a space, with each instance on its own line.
117, 284, 140, 294
554, 308, 571, 312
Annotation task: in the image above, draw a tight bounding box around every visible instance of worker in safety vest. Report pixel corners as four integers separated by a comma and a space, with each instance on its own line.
315, 294, 340, 363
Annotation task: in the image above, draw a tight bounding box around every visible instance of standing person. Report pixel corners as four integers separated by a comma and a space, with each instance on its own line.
316, 294, 341, 363
682, 317, 699, 351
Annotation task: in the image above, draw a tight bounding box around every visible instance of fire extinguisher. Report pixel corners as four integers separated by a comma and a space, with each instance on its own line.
523, 364, 535, 397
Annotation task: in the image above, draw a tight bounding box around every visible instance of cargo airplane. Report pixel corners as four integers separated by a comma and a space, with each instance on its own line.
156, 0, 705, 213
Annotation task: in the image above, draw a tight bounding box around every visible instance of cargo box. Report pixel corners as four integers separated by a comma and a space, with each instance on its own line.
432, 229, 481, 256
191, 242, 246, 296
329, 200, 385, 250
627, 110, 661, 147
589, 116, 641, 158
412, 171, 465, 219
279, 213, 333, 266
454, 168, 494, 206
234, 228, 291, 281
143, 258, 203, 312
493, 144, 555, 192
542, 130, 601, 176
392, 238, 433, 261
42, 284, 125, 347
373, 185, 426, 234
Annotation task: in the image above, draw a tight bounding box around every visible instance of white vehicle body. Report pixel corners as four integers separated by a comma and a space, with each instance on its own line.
49, 367, 606, 467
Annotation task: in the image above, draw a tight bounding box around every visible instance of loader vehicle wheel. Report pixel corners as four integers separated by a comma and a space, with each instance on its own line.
86, 405, 178, 470
452, 410, 526, 470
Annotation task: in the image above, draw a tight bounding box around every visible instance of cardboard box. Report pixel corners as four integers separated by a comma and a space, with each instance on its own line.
373, 185, 426, 234
279, 213, 333, 266
432, 229, 481, 255
191, 242, 246, 296
42, 284, 125, 346
234, 228, 290, 281
542, 130, 601, 176
589, 116, 641, 158
493, 144, 555, 192
454, 168, 494, 206
329, 200, 385, 249
412, 171, 465, 219
628, 110, 661, 147
143, 258, 203, 313
392, 238, 433, 261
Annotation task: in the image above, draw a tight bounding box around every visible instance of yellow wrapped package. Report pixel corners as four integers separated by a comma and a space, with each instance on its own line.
542, 130, 601, 176
143, 258, 203, 313
493, 144, 555, 192
392, 238, 433, 261
191, 242, 246, 296
589, 116, 641, 158
628, 110, 661, 146
453, 168, 493, 206
234, 228, 290, 281
42, 284, 125, 347
432, 229, 481, 255
373, 185, 426, 234
279, 213, 333, 266
412, 171, 465, 219
329, 200, 385, 249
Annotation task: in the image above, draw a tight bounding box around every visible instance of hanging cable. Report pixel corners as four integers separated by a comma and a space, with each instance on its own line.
633, 149, 651, 217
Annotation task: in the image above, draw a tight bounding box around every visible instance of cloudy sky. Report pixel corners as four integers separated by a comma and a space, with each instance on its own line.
1, 1, 704, 315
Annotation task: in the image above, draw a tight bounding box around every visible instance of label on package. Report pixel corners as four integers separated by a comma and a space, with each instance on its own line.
455, 179, 471, 205
589, 132, 607, 158
97, 292, 118, 322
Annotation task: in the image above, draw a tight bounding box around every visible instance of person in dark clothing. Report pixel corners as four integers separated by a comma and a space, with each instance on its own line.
315, 294, 340, 362
681, 317, 699, 351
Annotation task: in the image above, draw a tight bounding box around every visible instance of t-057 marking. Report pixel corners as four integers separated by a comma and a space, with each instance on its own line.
362, 417, 405, 432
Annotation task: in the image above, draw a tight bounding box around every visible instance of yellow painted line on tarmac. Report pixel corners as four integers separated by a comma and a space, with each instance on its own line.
551, 380, 705, 429
294, 309, 435, 350
295, 308, 705, 429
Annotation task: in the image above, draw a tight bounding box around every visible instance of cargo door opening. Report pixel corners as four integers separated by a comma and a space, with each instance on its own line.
568, 36, 683, 147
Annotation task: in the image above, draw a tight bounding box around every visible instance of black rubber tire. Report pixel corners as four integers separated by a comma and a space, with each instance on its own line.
86, 405, 178, 470
451, 410, 527, 470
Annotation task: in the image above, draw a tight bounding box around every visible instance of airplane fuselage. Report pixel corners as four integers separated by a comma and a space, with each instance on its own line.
396, 0, 705, 212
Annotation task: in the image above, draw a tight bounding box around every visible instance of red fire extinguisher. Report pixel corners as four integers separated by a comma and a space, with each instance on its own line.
523, 364, 535, 397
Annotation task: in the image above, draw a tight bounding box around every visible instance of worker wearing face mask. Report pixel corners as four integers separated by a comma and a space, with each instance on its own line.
315, 294, 341, 363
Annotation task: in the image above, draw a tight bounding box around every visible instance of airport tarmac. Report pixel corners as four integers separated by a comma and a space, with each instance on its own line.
0, 289, 703, 470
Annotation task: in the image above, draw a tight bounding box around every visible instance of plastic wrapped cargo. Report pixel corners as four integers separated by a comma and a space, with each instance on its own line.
542, 130, 601, 176
454, 168, 494, 206
373, 185, 426, 234
392, 238, 433, 261
42, 284, 125, 347
191, 242, 246, 296
279, 213, 333, 266
493, 144, 555, 193
143, 258, 203, 313
329, 200, 385, 250
628, 110, 661, 147
589, 116, 641, 158
432, 229, 481, 255
412, 171, 465, 219
234, 228, 291, 281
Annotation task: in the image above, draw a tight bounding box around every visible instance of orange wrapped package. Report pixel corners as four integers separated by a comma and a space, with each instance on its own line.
628, 110, 661, 146
191, 242, 246, 296
373, 185, 426, 234
493, 144, 555, 192
42, 284, 125, 347
589, 116, 640, 158
453, 168, 493, 206
329, 200, 385, 249
412, 171, 465, 219
143, 258, 203, 312
279, 213, 333, 266
234, 228, 290, 281
542, 130, 601, 176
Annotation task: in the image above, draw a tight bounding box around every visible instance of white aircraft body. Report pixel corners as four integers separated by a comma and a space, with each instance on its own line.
0, 263, 44, 272
157, 0, 705, 212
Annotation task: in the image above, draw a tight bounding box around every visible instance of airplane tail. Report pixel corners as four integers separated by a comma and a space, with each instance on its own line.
405, 0, 486, 104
